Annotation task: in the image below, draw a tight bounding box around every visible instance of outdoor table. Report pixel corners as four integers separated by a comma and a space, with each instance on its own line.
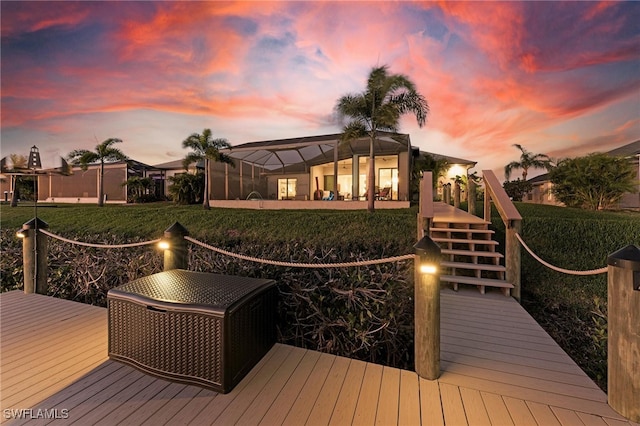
107, 269, 277, 393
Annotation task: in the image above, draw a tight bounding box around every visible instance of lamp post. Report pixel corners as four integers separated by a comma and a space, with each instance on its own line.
413, 235, 441, 380
161, 222, 190, 271
607, 245, 640, 422
17, 218, 49, 294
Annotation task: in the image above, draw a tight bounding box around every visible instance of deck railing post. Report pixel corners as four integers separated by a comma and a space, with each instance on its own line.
417, 171, 433, 239
162, 222, 189, 271
506, 219, 522, 302
607, 245, 640, 423
19, 218, 49, 295
414, 236, 441, 380
468, 180, 477, 216
483, 189, 491, 222
453, 182, 460, 208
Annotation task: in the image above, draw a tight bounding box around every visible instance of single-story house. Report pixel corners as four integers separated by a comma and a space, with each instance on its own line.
212, 131, 476, 203
525, 140, 640, 210
37, 160, 162, 203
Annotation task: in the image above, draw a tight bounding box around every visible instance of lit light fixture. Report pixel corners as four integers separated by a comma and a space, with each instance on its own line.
158, 240, 170, 250
419, 264, 438, 275
414, 236, 441, 276
16, 229, 26, 239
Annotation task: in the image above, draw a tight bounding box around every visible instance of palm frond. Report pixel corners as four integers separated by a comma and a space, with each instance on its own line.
183, 152, 203, 169
340, 121, 367, 143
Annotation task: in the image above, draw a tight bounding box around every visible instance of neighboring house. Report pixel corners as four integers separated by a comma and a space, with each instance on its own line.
151, 158, 202, 198
525, 174, 564, 206
215, 131, 474, 202
38, 160, 161, 203
525, 140, 640, 210
607, 140, 640, 210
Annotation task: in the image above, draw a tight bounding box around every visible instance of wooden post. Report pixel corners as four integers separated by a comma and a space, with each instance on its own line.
417, 172, 433, 240
607, 245, 640, 423
468, 180, 476, 216
414, 236, 441, 380
443, 183, 451, 205
20, 218, 49, 295
453, 182, 460, 208
483, 189, 491, 222
505, 219, 522, 302
163, 222, 189, 271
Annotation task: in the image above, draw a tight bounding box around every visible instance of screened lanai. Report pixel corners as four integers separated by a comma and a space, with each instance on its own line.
216, 131, 413, 201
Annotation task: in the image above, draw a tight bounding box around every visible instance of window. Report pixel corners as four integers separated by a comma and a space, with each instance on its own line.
378, 168, 398, 200
278, 178, 297, 200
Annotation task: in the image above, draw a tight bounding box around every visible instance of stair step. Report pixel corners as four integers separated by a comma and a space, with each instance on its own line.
441, 261, 506, 272
431, 227, 494, 235
440, 275, 514, 288
432, 237, 498, 245
441, 249, 504, 259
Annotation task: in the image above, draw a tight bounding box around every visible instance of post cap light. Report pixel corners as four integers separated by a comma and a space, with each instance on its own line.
414, 235, 441, 275
607, 244, 640, 291
420, 264, 438, 275
21, 217, 49, 230
158, 240, 170, 250
16, 229, 26, 238
164, 222, 190, 239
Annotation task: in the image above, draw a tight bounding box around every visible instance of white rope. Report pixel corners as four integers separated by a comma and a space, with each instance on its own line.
39, 229, 161, 249
185, 236, 415, 268
515, 233, 607, 275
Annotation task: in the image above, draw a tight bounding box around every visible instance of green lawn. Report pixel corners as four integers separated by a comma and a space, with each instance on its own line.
0, 202, 417, 247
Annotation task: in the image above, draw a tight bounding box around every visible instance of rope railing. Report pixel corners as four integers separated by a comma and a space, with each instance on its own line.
184, 236, 415, 268
39, 229, 161, 249
515, 232, 607, 276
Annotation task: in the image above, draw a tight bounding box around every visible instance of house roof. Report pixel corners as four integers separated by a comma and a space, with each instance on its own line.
419, 151, 476, 167
153, 159, 204, 170
222, 131, 411, 171
528, 139, 640, 183
528, 173, 550, 184
607, 140, 640, 157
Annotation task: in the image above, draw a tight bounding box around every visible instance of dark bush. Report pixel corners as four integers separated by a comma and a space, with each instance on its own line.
1, 230, 415, 370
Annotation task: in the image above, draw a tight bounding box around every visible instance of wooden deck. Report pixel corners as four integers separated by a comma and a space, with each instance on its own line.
1, 290, 635, 425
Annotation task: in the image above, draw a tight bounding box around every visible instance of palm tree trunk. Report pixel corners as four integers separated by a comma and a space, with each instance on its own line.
98, 162, 104, 207
367, 135, 375, 213
10, 175, 18, 207
203, 158, 210, 210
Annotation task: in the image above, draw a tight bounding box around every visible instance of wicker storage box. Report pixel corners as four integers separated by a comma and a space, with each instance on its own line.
107, 269, 277, 393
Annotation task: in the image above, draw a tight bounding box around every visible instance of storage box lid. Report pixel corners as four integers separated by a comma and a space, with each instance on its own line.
108, 270, 275, 310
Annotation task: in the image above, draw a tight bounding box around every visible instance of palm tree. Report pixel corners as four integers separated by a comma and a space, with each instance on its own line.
7, 154, 28, 207
182, 128, 234, 210
335, 65, 429, 212
504, 144, 552, 181
67, 138, 128, 207
411, 153, 449, 197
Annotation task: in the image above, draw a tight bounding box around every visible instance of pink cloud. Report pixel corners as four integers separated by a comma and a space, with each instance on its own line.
0, 2, 90, 37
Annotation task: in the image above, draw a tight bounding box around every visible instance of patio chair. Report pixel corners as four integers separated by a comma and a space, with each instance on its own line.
376, 187, 391, 200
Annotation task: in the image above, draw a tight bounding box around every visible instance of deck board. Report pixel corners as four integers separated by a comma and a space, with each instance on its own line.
374, 367, 400, 426
352, 362, 382, 425
1, 290, 636, 425
328, 359, 366, 426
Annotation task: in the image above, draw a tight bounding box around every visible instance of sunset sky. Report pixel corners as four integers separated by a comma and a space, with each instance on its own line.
2, 1, 639, 179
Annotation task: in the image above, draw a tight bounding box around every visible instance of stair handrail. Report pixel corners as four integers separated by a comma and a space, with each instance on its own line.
482, 170, 522, 225
482, 169, 522, 302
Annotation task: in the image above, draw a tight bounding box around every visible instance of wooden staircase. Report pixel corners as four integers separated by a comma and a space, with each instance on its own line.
430, 215, 514, 296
